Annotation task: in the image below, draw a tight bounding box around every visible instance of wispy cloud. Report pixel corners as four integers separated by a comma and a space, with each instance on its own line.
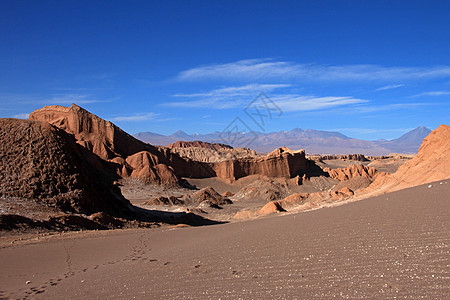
12, 113, 30, 119
374, 84, 405, 91
168, 84, 290, 109
177, 59, 450, 82
271, 95, 367, 112
110, 112, 158, 122
412, 91, 450, 97
353, 102, 429, 113
173, 84, 290, 98
166, 84, 367, 112
0, 93, 111, 106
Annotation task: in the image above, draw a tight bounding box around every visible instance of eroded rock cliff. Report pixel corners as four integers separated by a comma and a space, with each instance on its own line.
0, 119, 131, 216
364, 124, 450, 194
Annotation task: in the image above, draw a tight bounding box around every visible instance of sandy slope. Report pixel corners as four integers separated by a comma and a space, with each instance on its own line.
1, 180, 449, 299
364, 125, 450, 196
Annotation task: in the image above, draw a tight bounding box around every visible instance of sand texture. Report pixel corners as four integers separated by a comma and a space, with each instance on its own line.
1, 180, 449, 299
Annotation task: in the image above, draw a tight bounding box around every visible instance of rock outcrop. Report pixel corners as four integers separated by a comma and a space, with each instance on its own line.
125, 152, 179, 186
309, 154, 368, 162
168, 146, 258, 163
29, 104, 148, 160
324, 164, 379, 181
143, 196, 184, 206
258, 201, 286, 215
26, 105, 332, 186
332, 187, 354, 199
234, 179, 288, 202
0, 119, 132, 216
192, 186, 232, 208
212, 147, 310, 181
28, 104, 215, 183
364, 125, 450, 194
166, 140, 233, 151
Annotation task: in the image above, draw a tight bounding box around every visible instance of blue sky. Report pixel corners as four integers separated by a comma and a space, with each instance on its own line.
1, 0, 449, 140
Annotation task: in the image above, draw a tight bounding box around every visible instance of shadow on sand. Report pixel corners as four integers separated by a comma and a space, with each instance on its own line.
131, 206, 227, 227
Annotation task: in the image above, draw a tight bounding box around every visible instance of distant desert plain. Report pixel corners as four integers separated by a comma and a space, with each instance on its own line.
1, 104, 449, 299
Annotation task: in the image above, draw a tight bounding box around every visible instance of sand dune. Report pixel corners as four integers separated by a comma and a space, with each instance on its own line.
1, 180, 448, 299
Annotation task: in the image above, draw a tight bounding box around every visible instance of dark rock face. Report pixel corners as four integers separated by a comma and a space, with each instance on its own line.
0, 119, 131, 216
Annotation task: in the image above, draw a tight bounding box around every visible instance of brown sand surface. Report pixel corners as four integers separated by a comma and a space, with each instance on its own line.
1, 180, 449, 299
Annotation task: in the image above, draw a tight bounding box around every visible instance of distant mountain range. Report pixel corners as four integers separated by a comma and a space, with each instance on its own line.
134, 126, 432, 156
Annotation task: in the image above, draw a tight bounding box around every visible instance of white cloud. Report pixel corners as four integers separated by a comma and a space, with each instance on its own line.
12, 113, 30, 119
110, 112, 158, 122
168, 84, 291, 109
166, 84, 367, 112
412, 91, 450, 97
0, 93, 113, 106
177, 59, 450, 82
273, 95, 367, 112
375, 84, 405, 91
173, 84, 290, 98
353, 102, 429, 113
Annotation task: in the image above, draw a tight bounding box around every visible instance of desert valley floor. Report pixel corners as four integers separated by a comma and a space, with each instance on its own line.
1, 180, 449, 299
1, 105, 449, 299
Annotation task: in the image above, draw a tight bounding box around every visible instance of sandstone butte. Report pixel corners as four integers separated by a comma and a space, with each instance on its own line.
212, 147, 310, 181
28, 104, 315, 183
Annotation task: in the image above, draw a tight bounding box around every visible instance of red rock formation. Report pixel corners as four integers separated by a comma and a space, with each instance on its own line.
364, 125, 450, 194
212, 148, 309, 181
27, 105, 322, 185
222, 191, 234, 197
324, 164, 379, 181
258, 201, 286, 215
29, 104, 150, 160
332, 187, 354, 199
124, 151, 179, 186
192, 186, 232, 206
28, 104, 214, 184
309, 154, 368, 162
167, 146, 257, 163
166, 140, 233, 151
234, 179, 287, 202
0, 118, 131, 216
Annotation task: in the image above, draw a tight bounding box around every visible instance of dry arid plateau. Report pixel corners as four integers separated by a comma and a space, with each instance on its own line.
1, 104, 449, 299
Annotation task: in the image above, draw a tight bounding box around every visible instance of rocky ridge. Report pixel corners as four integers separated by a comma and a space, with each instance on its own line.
0, 118, 131, 216
28, 104, 315, 184
362, 125, 450, 194
166, 140, 233, 151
